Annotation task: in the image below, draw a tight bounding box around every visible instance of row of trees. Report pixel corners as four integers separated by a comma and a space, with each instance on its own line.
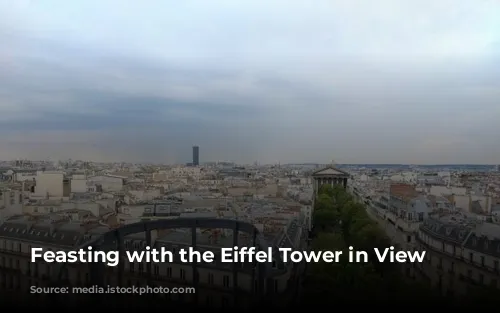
301, 184, 437, 306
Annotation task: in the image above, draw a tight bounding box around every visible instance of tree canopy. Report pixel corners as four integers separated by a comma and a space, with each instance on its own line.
302, 184, 436, 306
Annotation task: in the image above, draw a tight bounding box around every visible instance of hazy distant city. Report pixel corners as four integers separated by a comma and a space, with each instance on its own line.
1, 147, 500, 307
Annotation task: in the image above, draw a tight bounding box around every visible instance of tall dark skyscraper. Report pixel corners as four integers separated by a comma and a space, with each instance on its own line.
192, 146, 199, 166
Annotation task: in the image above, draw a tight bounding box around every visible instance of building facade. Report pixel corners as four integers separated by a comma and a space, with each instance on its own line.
416, 215, 500, 297
0, 214, 308, 308
311, 166, 349, 196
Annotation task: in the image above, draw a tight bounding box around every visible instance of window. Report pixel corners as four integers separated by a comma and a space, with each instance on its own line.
208, 273, 214, 285
153, 265, 159, 276
469, 252, 473, 262
494, 261, 499, 272
167, 267, 172, 278
223, 275, 230, 288
180, 269, 185, 280
418, 212, 424, 221
205, 296, 212, 306
129, 263, 134, 272
480, 256, 485, 267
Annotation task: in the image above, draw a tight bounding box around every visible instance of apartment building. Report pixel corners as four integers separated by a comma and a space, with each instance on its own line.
0, 210, 308, 308
87, 175, 124, 192
416, 214, 500, 297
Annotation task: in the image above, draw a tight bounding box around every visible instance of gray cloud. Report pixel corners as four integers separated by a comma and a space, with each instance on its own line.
0, 0, 499, 164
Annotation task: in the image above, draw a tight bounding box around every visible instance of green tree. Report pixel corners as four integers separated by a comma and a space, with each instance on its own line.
313, 209, 338, 232
314, 193, 334, 211
318, 184, 335, 198
305, 183, 423, 305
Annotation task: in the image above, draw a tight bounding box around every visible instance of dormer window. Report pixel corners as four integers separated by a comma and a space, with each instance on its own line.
484, 240, 489, 249
472, 238, 477, 246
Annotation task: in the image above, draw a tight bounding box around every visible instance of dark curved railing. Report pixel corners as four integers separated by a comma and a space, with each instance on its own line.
54, 218, 282, 304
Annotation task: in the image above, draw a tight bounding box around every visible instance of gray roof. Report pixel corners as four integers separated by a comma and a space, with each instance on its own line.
408, 196, 432, 213
420, 217, 500, 258
463, 223, 500, 258
0, 215, 110, 248
420, 217, 473, 245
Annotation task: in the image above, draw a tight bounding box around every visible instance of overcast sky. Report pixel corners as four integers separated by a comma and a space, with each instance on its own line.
0, 0, 499, 164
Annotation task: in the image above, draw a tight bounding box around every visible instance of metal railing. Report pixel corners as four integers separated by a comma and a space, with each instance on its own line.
52, 218, 281, 306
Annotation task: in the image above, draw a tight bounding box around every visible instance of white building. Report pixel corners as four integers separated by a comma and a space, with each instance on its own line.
34, 171, 64, 198
12, 170, 37, 183
87, 175, 124, 192
70, 174, 87, 193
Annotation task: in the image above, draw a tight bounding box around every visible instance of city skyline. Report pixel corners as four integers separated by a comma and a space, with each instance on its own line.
0, 0, 499, 164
